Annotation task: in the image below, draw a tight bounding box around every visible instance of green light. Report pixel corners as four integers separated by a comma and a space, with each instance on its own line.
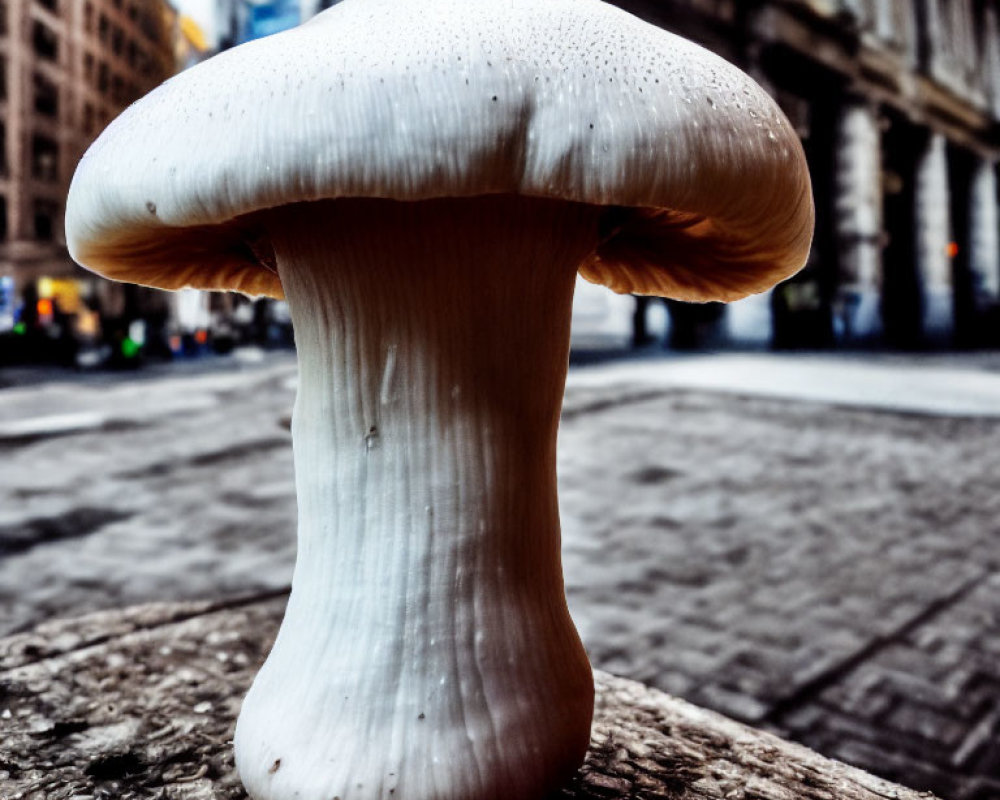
121, 337, 140, 358
13, 322, 25, 335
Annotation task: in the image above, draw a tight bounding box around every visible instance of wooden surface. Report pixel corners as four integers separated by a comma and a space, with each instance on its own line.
0, 594, 935, 800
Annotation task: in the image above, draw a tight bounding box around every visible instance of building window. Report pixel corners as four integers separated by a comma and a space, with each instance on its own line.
36, 0, 58, 14
0, 58, 6, 103
84, 2, 93, 32
31, 135, 58, 182
33, 72, 58, 117
32, 21, 58, 61
98, 14, 108, 43
0, 196, 8, 242
0, 2, 7, 37
139, 11, 161, 45
98, 61, 109, 93
33, 199, 59, 241
84, 52, 94, 81
83, 103, 94, 135
111, 26, 123, 56
0, 123, 7, 177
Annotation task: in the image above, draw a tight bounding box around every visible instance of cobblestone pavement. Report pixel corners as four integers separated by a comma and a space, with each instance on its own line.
557, 379, 1000, 800
1, 352, 998, 799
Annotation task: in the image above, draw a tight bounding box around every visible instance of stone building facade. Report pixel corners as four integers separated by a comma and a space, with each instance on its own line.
622, 0, 1000, 348
0, 0, 176, 338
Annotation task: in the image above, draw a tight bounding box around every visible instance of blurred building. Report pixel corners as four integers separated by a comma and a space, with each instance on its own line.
3, 0, 998, 358
622, 0, 1000, 349
0, 0, 177, 361
195, 0, 1000, 352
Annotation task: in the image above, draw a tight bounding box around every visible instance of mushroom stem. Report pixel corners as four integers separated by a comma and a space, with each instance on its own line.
235, 195, 602, 800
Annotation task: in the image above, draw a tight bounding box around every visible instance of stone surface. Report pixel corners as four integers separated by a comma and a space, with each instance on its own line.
0, 596, 934, 800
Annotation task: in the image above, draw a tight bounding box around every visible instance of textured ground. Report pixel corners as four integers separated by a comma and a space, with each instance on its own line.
0, 597, 931, 800
0, 352, 998, 799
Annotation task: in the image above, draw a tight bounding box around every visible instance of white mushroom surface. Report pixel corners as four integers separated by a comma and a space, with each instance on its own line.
65, 1, 813, 799
67, 0, 811, 301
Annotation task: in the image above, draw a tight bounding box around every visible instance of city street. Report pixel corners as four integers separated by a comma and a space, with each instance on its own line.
1, 350, 999, 799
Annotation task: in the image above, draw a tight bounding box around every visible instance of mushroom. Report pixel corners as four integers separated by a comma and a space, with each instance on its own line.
65, 1, 813, 799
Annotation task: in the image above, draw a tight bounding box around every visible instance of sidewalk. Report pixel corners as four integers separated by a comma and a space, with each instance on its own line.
568, 351, 1000, 417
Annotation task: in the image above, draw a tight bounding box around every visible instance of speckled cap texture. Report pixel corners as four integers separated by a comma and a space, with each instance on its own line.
65, 0, 814, 301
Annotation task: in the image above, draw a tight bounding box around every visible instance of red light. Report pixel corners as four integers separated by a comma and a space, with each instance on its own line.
946, 242, 959, 258
37, 298, 53, 317
194, 329, 208, 344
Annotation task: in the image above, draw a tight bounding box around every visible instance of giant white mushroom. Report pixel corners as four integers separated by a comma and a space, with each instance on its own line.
65, 0, 813, 798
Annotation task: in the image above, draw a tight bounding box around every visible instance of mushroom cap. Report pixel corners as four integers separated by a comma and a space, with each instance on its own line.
65, 0, 813, 302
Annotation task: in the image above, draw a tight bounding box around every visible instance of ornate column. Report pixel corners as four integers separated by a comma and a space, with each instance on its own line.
915, 132, 953, 343
968, 160, 1000, 343
970, 162, 1000, 299
833, 100, 883, 342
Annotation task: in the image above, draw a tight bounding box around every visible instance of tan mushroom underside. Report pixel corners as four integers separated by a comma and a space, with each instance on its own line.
72, 188, 812, 304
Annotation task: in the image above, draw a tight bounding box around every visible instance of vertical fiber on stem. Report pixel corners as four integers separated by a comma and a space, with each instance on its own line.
235, 195, 602, 800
